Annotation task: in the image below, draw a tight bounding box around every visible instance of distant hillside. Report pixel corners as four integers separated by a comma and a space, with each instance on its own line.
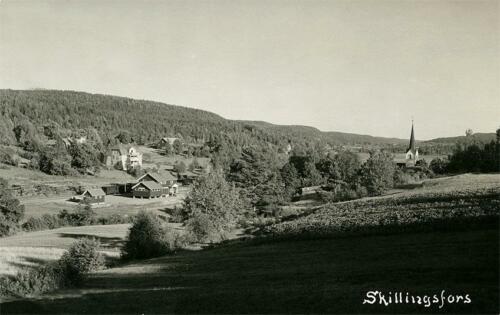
0, 89, 409, 149
426, 133, 496, 144
239, 120, 407, 145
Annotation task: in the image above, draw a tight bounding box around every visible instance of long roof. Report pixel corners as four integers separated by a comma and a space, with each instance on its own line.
137, 172, 177, 183
132, 181, 162, 191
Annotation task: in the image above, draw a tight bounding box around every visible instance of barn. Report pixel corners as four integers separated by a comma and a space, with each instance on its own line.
131, 181, 163, 199
81, 188, 106, 204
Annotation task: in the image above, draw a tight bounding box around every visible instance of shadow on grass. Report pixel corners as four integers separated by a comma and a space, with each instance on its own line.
57, 233, 125, 249
2, 224, 498, 314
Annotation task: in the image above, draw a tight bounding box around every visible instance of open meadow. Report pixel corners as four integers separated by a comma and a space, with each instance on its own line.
1, 173, 498, 313
0, 224, 131, 277
2, 227, 497, 314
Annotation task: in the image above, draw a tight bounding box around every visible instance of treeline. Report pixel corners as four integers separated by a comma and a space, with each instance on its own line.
430, 132, 500, 174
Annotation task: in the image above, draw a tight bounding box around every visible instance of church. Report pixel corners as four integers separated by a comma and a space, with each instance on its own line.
405, 122, 419, 162
395, 122, 419, 167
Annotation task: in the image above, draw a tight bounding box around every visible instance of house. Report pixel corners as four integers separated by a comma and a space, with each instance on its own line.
106, 145, 143, 170
108, 145, 128, 170
131, 181, 164, 199
177, 170, 200, 185
159, 137, 179, 147
136, 172, 177, 196
295, 185, 323, 201
81, 188, 106, 204
128, 147, 143, 169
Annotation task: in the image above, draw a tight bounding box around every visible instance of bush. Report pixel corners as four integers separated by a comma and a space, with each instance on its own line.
185, 212, 223, 243
0, 263, 66, 298
22, 214, 69, 232
59, 238, 104, 284
122, 211, 182, 260
360, 151, 395, 196
0, 178, 25, 237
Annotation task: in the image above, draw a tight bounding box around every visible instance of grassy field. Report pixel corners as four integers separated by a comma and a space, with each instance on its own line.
20, 188, 189, 219
267, 174, 500, 237
0, 224, 131, 276
1, 173, 498, 313
1, 226, 497, 314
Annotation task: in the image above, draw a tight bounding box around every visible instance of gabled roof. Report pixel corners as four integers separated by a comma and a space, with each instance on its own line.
110, 144, 128, 155
82, 188, 105, 197
179, 171, 200, 178
132, 181, 162, 191
137, 172, 177, 183
161, 137, 179, 145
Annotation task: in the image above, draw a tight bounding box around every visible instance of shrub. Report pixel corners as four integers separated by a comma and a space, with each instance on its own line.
185, 212, 223, 243
0, 178, 25, 237
360, 151, 395, 196
59, 238, 104, 284
97, 213, 133, 225
122, 211, 181, 260
0, 263, 66, 298
22, 214, 69, 232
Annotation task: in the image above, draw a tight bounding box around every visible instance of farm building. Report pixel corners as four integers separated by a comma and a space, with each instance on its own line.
136, 172, 178, 196
106, 145, 143, 171
159, 137, 179, 146
294, 185, 323, 201
137, 172, 177, 187
177, 170, 200, 185
131, 181, 164, 199
81, 188, 106, 204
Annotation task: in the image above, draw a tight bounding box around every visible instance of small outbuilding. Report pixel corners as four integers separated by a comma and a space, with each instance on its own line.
81, 188, 106, 204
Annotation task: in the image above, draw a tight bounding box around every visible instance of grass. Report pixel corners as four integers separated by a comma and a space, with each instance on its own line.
0, 225, 130, 276
21, 189, 188, 219
1, 226, 498, 314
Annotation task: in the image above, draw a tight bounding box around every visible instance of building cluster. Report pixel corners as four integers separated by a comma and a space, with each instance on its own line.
80, 171, 183, 204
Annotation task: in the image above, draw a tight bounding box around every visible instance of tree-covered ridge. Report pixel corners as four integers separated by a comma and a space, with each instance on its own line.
0, 89, 415, 150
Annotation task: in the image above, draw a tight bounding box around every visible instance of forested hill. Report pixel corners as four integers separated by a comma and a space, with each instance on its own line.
240, 121, 407, 145
426, 133, 496, 144
0, 89, 406, 149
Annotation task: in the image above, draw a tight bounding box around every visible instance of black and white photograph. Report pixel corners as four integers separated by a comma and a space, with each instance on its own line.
0, 0, 498, 314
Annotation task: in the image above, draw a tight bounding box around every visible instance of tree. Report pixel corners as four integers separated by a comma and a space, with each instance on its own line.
228, 146, 284, 209
122, 211, 177, 259
38, 144, 74, 176
68, 143, 101, 174
183, 170, 244, 242
429, 157, 448, 174
164, 142, 174, 156
280, 162, 301, 198
173, 139, 183, 155
174, 161, 187, 173
188, 158, 201, 171
0, 178, 25, 236
360, 151, 395, 196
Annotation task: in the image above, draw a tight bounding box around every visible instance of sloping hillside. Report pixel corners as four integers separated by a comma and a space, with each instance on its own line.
426, 133, 496, 144
240, 120, 407, 145
0, 89, 407, 148
2, 226, 497, 314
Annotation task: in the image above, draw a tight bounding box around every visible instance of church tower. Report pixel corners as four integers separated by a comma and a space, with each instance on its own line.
405, 121, 419, 161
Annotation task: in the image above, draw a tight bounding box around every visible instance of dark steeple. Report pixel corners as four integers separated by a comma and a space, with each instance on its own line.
408, 120, 416, 153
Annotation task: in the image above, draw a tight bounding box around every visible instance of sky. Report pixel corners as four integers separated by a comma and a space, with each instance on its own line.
0, 0, 498, 140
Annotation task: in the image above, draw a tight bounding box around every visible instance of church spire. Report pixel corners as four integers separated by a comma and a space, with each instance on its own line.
408, 120, 416, 152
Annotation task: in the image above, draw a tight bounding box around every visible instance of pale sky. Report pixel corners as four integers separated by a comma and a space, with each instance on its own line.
0, 0, 498, 140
